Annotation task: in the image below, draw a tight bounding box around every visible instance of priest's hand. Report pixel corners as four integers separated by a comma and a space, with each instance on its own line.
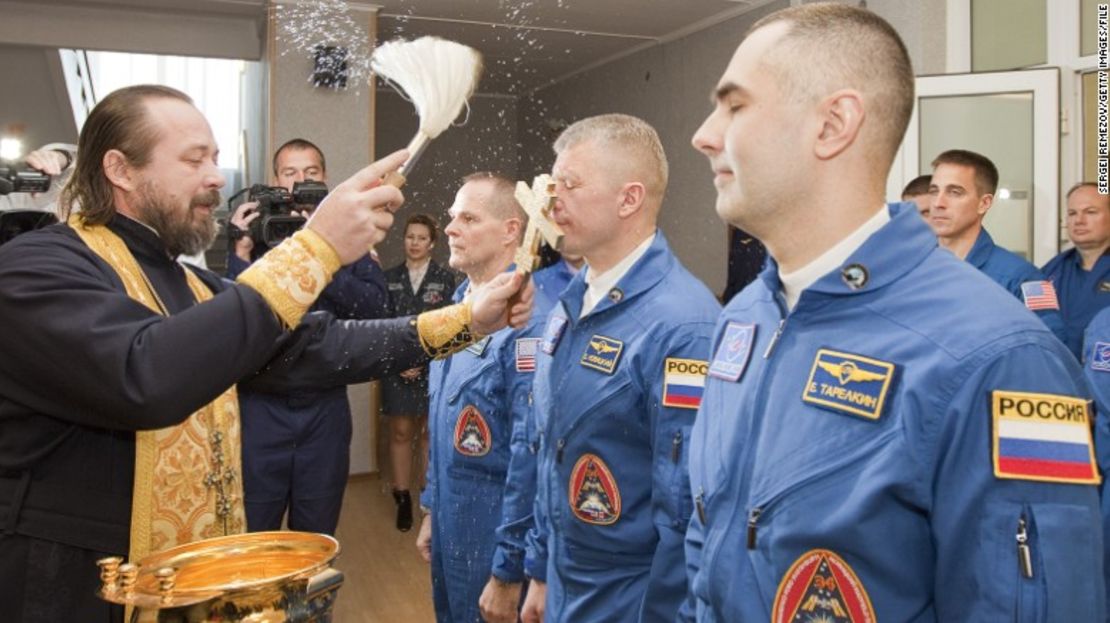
306, 149, 408, 264
469, 272, 533, 336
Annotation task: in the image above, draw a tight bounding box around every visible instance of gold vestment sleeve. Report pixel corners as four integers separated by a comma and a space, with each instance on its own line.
416, 302, 483, 359
236, 228, 341, 328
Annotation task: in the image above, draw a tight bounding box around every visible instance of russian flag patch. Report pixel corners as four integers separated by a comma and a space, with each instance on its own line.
992, 390, 1100, 485
662, 358, 708, 410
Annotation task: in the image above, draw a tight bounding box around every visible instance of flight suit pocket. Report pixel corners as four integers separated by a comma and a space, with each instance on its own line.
980, 501, 1100, 622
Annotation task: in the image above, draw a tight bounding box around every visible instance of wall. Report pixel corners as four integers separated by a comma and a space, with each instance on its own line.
518, 0, 949, 294
0, 44, 78, 153
268, 5, 380, 474
517, 1, 789, 295
374, 90, 520, 270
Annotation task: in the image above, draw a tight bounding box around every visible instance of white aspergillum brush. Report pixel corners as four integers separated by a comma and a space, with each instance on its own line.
371, 36, 484, 186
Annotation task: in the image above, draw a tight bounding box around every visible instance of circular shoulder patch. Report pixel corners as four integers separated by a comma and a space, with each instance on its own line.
453, 405, 491, 457
772, 549, 875, 623
567, 453, 621, 525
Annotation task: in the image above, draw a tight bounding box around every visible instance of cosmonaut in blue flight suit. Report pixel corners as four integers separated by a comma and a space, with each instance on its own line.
527, 232, 719, 622
966, 228, 1069, 347
684, 202, 1105, 622
420, 274, 543, 622
1044, 247, 1110, 358
1082, 305, 1110, 608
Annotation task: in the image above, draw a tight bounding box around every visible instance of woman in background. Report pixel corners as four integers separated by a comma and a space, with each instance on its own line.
382, 214, 458, 531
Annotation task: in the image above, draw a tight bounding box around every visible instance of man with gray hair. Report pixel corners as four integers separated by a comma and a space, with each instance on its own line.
689, 3, 1103, 621
520, 113, 720, 622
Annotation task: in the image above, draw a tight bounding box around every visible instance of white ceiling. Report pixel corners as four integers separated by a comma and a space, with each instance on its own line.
27, 0, 771, 95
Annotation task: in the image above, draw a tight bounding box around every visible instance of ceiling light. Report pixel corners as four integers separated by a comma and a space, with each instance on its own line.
0, 138, 23, 161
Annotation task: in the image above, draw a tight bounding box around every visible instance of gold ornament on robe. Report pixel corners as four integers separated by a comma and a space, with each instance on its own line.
69, 216, 246, 569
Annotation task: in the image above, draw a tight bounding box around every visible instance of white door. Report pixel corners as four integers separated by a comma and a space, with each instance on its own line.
888, 68, 1060, 265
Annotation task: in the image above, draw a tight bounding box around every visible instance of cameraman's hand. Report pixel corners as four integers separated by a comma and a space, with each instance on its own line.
231, 201, 260, 261
469, 272, 534, 336
24, 149, 68, 176
306, 150, 407, 265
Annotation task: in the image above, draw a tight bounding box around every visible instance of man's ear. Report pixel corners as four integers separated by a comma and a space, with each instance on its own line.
977, 193, 994, 216
617, 182, 646, 219
814, 89, 865, 161
505, 217, 524, 245
103, 149, 137, 192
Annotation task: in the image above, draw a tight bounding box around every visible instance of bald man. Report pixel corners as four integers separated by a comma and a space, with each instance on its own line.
688, 3, 1103, 621
1043, 182, 1110, 357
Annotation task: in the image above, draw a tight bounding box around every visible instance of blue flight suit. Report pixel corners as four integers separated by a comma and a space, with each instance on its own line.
966, 228, 1068, 346
1083, 306, 1110, 614
532, 258, 578, 313
422, 276, 542, 622
684, 203, 1104, 622
1044, 248, 1110, 358
527, 233, 720, 622
230, 251, 389, 534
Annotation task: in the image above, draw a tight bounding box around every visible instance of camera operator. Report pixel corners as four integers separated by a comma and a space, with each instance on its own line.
0, 142, 77, 213
227, 138, 390, 535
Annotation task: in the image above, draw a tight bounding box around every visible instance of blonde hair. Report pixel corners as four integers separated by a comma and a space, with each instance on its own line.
553, 113, 668, 201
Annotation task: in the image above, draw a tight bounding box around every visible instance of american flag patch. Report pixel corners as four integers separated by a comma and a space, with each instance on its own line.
662, 358, 708, 410
516, 338, 540, 372
992, 390, 1099, 485
1020, 281, 1059, 311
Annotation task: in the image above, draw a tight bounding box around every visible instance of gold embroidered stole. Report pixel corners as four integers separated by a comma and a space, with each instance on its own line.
68, 216, 245, 566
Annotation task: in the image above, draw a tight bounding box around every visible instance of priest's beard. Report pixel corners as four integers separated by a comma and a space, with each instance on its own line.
134, 182, 220, 257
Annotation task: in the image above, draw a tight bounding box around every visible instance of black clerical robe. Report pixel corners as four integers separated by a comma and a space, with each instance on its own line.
0, 215, 428, 620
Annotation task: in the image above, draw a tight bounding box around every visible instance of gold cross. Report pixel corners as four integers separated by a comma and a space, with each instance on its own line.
513, 174, 565, 275
203, 429, 236, 534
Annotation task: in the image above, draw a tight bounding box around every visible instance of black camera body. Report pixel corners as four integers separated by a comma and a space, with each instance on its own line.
0, 165, 51, 196
235, 180, 328, 247
0, 210, 59, 246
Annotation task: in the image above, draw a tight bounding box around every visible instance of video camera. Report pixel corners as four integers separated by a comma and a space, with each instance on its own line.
229, 180, 328, 248
0, 164, 51, 196
0, 210, 58, 246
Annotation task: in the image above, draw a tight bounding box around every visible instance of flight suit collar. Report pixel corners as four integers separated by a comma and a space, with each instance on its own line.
453, 263, 519, 304
758, 202, 937, 301
964, 227, 997, 270
558, 230, 673, 320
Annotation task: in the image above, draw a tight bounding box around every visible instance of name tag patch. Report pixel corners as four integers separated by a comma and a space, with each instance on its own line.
662, 358, 708, 410
992, 390, 1099, 485
466, 336, 491, 356
803, 349, 896, 420
541, 314, 568, 355
773, 549, 875, 623
708, 322, 756, 382
516, 338, 540, 372
1091, 342, 1110, 373
580, 335, 623, 374
568, 453, 621, 525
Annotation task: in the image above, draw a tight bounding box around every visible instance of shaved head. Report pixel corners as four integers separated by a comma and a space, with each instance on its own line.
749, 3, 915, 166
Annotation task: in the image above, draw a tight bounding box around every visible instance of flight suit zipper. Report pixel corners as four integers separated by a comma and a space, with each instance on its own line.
671, 430, 683, 463
1017, 514, 1033, 579
744, 428, 899, 550
702, 298, 789, 578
